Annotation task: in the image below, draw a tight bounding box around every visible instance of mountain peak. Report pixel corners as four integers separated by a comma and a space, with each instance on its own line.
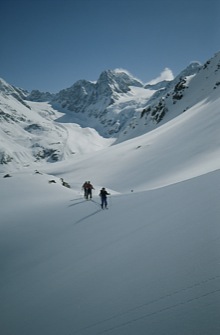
97, 69, 143, 96
0, 77, 17, 95
177, 61, 202, 78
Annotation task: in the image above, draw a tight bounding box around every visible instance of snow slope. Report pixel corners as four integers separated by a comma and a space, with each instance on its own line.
42, 95, 220, 193
1, 82, 220, 334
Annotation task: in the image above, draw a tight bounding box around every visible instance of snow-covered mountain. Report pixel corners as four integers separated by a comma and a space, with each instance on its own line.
1, 53, 220, 334
27, 64, 202, 139
1, 51, 220, 334
27, 69, 152, 137
0, 81, 113, 171
0, 51, 220, 171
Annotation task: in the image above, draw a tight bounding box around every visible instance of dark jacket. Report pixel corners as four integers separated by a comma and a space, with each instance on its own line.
99, 189, 110, 198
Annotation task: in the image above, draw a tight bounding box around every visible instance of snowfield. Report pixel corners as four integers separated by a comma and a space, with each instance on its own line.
1, 90, 220, 334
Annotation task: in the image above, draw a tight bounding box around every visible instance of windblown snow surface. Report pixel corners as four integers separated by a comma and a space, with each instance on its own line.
1, 96, 220, 334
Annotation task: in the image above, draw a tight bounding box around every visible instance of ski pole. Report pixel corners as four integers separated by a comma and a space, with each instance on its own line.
109, 195, 112, 208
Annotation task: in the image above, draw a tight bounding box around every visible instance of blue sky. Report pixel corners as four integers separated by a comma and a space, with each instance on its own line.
0, 0, 219, 92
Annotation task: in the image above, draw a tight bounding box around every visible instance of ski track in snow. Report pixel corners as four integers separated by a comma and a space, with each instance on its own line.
75, 276, 220, 334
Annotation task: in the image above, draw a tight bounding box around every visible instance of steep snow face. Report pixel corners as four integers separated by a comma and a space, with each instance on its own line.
0, 77, 29, 108
116, 54, 219, 143
0, 77, 28, 98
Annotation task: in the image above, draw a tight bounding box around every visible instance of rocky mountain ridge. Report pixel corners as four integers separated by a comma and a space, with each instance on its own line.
27, 64, 201, 138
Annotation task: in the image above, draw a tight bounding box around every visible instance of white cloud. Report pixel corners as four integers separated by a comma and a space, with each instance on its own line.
147, 67, 174, 85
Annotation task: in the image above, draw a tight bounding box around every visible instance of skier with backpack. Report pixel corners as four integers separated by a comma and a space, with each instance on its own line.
82, 181, 94, 199
82, 181, 88, 198
99, 187, 110, 209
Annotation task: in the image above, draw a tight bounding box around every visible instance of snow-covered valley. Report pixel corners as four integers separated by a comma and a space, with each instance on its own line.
0, 52, 220, 334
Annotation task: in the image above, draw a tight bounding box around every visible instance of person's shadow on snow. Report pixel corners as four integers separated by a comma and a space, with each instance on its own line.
68, 199, 87, 207
73, 209, 102, 225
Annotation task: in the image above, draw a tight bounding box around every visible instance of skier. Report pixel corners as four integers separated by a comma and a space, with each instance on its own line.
99, 187, 110, 209
82, 181, 95, 199
86, 181, 95, 199
82, 181, 89, 199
